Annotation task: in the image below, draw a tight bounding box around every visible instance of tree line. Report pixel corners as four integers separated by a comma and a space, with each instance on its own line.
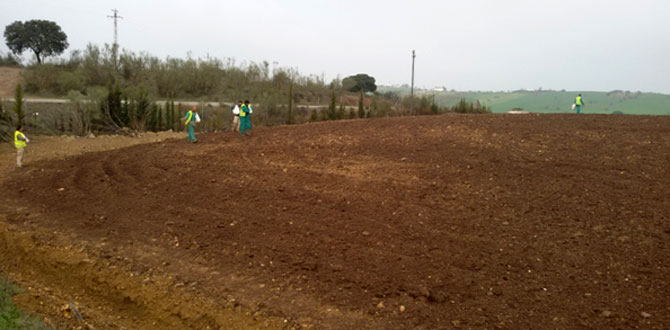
1, 20, 490, 141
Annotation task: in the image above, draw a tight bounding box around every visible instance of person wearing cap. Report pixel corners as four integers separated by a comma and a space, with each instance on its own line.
14, 125, 29, 167
239, 100, 253, 136
181, 106, 199, 143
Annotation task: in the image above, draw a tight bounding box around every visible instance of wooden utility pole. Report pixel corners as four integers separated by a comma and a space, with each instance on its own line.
287, 81, 293, 124
411, 50, 416, 97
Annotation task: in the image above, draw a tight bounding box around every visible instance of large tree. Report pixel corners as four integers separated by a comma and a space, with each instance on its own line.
4, 20, 68, 64
342, 73, 377, 93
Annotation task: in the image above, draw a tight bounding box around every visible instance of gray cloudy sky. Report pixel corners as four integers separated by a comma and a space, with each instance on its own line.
2, 0, 669, 93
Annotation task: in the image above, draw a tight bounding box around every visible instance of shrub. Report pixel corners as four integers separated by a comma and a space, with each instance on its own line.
358, 91, 365, 118
14, 84, 25, 127
67, 91, 90, 136
449, 99, 491, 114
0, 51, 21, 67
337, 103, 346, 119
0, 101, 12, 142
22, 64, 61, 94
327, 90, 337, 120
126, 85, 152, 131
57, 70, 85, 94
102, 83, 124, 128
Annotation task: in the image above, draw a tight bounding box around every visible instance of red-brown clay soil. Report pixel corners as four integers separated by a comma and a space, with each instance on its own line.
2, 114, 670, 329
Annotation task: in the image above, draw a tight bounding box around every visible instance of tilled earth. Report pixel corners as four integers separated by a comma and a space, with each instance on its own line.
2, 114, 670, 329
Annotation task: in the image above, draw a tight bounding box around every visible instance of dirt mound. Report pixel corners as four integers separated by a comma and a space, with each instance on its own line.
0, 66, 22, 98
2, 114, 670, 329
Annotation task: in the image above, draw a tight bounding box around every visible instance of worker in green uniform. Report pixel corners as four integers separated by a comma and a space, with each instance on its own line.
14, 125, 29, 168
181, 106, 198, 143
240, 100, 253, 136
575, 94, 585, 114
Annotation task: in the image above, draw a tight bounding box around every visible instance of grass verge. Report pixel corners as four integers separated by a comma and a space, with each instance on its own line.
0, 277, 51, 330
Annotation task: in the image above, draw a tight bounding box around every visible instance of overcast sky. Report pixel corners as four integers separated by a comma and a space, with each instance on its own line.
1, 0, 669, 93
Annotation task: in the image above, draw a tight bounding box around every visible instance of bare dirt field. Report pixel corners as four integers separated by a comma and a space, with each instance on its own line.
0, 67, 22, 98
1, 114, 669, 329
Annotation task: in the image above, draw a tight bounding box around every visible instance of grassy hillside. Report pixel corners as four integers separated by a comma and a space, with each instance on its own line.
379, 87, 670, 115
471, 91, 670, 115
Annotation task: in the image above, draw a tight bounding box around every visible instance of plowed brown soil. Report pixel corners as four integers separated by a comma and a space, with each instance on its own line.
2, 114, 670, 329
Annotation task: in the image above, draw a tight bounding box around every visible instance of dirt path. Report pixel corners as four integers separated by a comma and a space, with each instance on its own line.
0, 131, 186, 173
1, 115, 670, 329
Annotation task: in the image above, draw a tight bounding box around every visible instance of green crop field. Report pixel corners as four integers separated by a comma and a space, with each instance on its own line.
379, 87, 670, 115
472, 91, 670, 115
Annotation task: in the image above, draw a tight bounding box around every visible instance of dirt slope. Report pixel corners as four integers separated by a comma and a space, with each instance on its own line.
0, 66, 22, 98
2, 114, 670, 329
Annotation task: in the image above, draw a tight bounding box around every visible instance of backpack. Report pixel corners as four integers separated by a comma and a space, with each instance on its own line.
231, 105, 240, 115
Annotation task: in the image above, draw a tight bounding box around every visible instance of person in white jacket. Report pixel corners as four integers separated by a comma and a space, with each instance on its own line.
231, 100, 242, 132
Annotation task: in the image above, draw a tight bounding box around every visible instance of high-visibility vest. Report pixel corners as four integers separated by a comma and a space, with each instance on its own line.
14, 131, 27, 149
575, 96, 583, 105
184, 110, 193, 125
240, 105, 249, 117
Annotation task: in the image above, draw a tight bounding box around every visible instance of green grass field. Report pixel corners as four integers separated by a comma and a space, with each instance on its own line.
379, 87, 670, 115
471, 91, 670, 115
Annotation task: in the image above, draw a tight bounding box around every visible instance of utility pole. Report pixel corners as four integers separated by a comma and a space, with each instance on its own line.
108, 9, 123, 68
411, 50, 416, 98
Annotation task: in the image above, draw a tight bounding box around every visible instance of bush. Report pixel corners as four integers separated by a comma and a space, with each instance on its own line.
67, 89, 104, 136
0, 51, 21, 67
102, 83, 125, 128
20, 44, 334, 102
0, 101, 13, 142
327, 90, 337, 120
14, 84, 25, 127
448, 99, 491, 114
57, 70, 85, 94
126, 85, 152, 131
22, 64, 61, 94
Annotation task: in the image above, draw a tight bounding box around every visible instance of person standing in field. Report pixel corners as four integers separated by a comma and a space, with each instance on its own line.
14, 125, 29, 168
231, 100, 242, 132
182, 106, 199, 143
574, 94, 585, 114
239, 100, 253, 136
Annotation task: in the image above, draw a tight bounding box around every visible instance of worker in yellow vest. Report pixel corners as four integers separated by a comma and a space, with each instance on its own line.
14, 125, 29, 168
181, 106, 199, 143
575, 94, 585, 114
